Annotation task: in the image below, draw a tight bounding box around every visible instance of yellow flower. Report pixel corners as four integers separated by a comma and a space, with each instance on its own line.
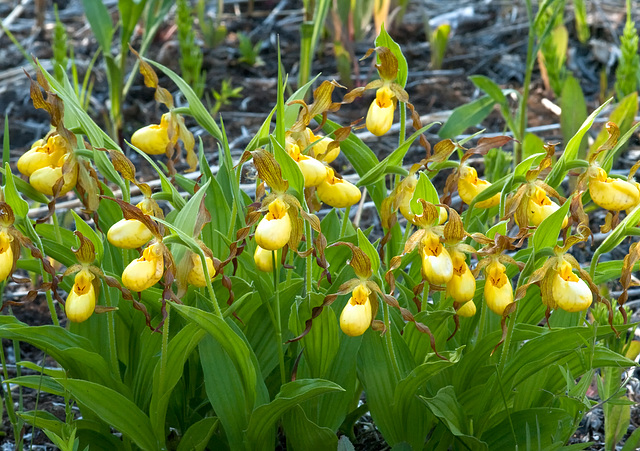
0, 230, 14, 282
589, 167, 640, 211
456, 300, 476, 317
446, 250, 476, 303
17, 135, 67, 177
286, 139, 326, 187
255, 198, 291, 250
121, 242, 164, 291
340, 283, 372, 337
65, 269, 96, 323
107, 201, 154, 249
254, 246, 275, 272
458, 165, 500, 209
552, 259, 592, 312
187, 252, 216, 287
366, 86, 395, 136
29, 155, 78, 196
131, 114, 172, 155
308, 130, 340, 163
526, 186, 567, 228
484, 261, 513, 315
317, 167, 362, 208
421, 231, 453, 285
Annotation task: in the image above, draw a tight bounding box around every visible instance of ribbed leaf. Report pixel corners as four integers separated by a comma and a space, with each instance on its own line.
438, 96, 496, 139
177, 417, 219, 451
282, 405, 338, 451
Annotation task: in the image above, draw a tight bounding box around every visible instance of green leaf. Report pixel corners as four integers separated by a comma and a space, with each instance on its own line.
6, 375, 65, 397
620, 424, 640, 451
375, 24, 408, 88
245, 379, 344, 449
0, 165, 49, 205
545, 98, 612, 189
522, 132, 546, 160
272, 135, 304, 197
357, 123, 436, 186
17, 410, 66, 440
438, 96, 496, 139
71, 210, 103, 263
357, 229, 380, 275
3, 162, 29, 218
282, 406, 338, 451
56, 379, 157, 450
80, 0, 114, 52
177, 417, 219, 451
591, 203, 640, 278
410, 172, 440, 215
532, 194, 572, 251
594, 91, 638, 164
420, 386, 488, 449
560, 75, 588, 159
469, 75, 507, 106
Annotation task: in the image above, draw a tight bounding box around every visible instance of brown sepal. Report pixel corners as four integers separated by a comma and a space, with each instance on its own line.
101, 196, 163, 239
330, 241, 372, 279
72, 231, 96, 264
251, 149, 289, 193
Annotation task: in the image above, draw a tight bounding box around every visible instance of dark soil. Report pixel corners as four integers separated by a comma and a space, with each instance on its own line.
1, 0, 639, 449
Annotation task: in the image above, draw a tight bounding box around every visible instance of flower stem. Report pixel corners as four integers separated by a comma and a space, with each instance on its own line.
103, 283, 120, 380
382, 302, 402, 380
273, 250, 286, 385
305, 220, 313, 297
340, 205, 351, 238
399, 102, 406, 146
498, 311, 516, 375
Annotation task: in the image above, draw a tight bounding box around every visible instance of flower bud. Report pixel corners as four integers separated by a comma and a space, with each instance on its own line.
552, 259, 592, 312
122, 242, 164, 292
340, 284, 373, 337
526, 186, 567, 228
484, 261, 513, 315
65, 269, 96, 323
458, 165, 500, 209
421, 231, 453, 285
317, 168, 362, 208
131, 115, 171, 155
254, 246, 275, 272
255, 198, 292, 251
366, 87, 395, 136
589, 167, 640, 211
446, 250, 476, 303
456, 300, 476, 317
187, 252, 216, 287
29, 158, 78, 196
0, 230, 14, 282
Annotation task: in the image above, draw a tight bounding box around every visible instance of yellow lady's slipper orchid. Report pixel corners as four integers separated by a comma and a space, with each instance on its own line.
340, 283, 373, 337
309, 131, 340, 163
552, 259, 592, 312
29, 156, 78, 196
286, 139, 326, 187
446, 250, 476, 303
484, 261, 513, 315
122, 242, 164, 292
366, 86, 395, 136
187, 252, 216, 287
254, 246, 274, 272
131, 114, 171, 155
421, 231, 453, 285
65, 269, 96, 323
589, 167, 640, 211
0, 230, 14, 282
17, 135, 67, 177
255, 198, 292, 251
458, 165, 500, 208
456, 300, 476, 317
527, 186, 568, 228
107, 201, 154, 249
317, 168, 362, 208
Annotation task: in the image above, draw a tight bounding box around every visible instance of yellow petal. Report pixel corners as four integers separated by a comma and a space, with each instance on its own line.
107, 219, 153, 249
310, 136, 340, 163
122, 243, 164, 291
340, 287, 372, 337
255, 207, 291, 251
527, 187, 566, 227
484, 261, 513, 315
456, 300, 476, 317
187, 253, 216, 287
317, 168, 362, 208
552, 260, 592, 312
29, 162, 78, 196
297, 156, 327, 187
17, 135, 68, 177
589, 170, 640, 211
458, 165, 500, 208
421, 234, 453, 285
0, 231, 14, 282
254, 246, 275, 272
366, 87, 395, 137
131, 123, 170, 155
446, 252, 476, 303
65, 270, 96, 323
